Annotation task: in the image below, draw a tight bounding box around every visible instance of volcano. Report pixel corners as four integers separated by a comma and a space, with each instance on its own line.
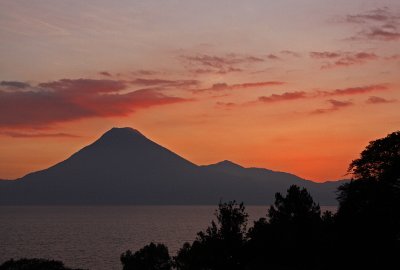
0, 127, 345, 205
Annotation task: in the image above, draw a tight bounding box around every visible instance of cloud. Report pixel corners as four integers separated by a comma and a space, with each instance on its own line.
344, 8, 400, 41
258, 91, 307, 103
309, 52, 341, 59
39, 79, 126, 94
310, 51, 379, 69
320, 84, 387, 96
366, 96, 396, 104
280, 50, 301, 57
0, 79, 189, 128
0, 131, 80, 138
252, 84, 387, 105
0, 81, 31, 89
361, 28, 400, 41
131, 70, 160, 76
346, 8, 397, 23
216, 102, 237, 109
98, 71, 112, 77
311, 99, 353, 114
267, 54, 281, 60
130, 78, 199, 88
194, 81, 285, 93
180, 53, 264, 74
385, 54, 400, 60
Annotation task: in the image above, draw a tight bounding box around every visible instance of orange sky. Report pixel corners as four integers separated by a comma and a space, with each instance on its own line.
0, 0, 399, 181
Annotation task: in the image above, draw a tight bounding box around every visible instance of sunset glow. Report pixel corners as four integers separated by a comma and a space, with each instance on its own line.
1, 0, 399, 181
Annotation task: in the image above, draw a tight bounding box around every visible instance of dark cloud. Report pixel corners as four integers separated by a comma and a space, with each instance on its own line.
98, 71, 112, 77
38, 79, 126, 94
366, 96, 396, 104
0, 81, 31, 89
0, 78, 189, 128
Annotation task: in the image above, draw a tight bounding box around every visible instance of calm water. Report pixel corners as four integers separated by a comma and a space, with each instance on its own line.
0, 206, 336, 270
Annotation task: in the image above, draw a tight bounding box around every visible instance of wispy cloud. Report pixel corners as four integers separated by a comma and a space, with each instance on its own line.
280, 50, 301, 57
344, 7, 400, 41
319, 84, 387, 96
98, 71, 112, 77
266, 54, 281, 60
0, 131, 80, 138
130, 78, 199, 88
258, 91, 307, 103
366, 96, 396, 104
310, 51, 379, 69
384, 54, 400, 60
180, 53, 264, 74
311, 99, 353, 114
194, 81, 285, 93
215, 101, 237, 109
255, 84, 388, 104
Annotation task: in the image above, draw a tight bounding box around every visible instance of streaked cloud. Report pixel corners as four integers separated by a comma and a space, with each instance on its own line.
311, 99, 353, 114
366, 96, 396, 104
0, 131, 80, 138
130, 78, 200, 88
258, 91, 307, 103
98, 71, 112, 77
180, 53, 264, 74
344, 8, 400, 41
280, 50, 301, 57
319, 84, 387, 96
194, 81, 285, 93
310, 51, 379, 69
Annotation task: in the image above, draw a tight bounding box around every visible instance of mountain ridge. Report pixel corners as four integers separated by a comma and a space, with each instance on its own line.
0, 127, 347, 205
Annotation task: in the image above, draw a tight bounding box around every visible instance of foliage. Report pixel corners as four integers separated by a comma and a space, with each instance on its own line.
121, 243, 172, 270
336, 131, 400, 268
174, 201, 248, 270
347, 131, 400, 184
337, 131, 400, 237
268, 185, 321, 226
246, 185, 326, 269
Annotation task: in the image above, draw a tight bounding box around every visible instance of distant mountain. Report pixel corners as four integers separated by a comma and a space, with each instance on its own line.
0, 127, 346, 205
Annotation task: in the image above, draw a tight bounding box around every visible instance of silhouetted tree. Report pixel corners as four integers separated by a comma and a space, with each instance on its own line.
121, 243, 172, 270
336, 131, 400, 268
174, 201, 248, 270
269, 185, 321, 226
246, 185, 327, 269
0, 258, 84, 270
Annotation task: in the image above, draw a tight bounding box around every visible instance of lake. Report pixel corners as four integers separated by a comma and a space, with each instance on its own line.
0, 206, 336, 270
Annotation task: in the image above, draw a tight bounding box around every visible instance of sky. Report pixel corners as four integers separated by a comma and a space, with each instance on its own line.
0, 0, 399, 182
